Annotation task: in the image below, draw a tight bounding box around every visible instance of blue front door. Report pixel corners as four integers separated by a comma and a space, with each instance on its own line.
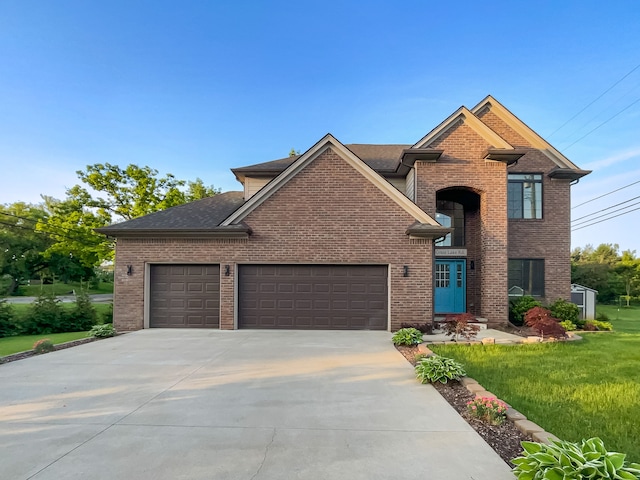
435, 259, 466, 313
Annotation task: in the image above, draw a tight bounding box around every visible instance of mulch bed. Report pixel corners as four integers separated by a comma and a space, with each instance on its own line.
396, 344, 530, 466
0, 337, 98, 364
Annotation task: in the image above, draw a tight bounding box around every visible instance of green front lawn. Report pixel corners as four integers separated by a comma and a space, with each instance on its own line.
0, 331, 89, 357
430, 314, 640, 462
597, 304, 640, 333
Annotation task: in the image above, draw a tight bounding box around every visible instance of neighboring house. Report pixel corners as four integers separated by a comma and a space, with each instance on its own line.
97, 95, 590, 332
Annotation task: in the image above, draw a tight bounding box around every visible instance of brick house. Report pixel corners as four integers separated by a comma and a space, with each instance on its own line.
97, 96, 589, 332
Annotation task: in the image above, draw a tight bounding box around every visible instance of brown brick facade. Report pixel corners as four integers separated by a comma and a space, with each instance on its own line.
415, 122, 508, 324
113, 148, 433, 331
477, 109, 572, 303
108, 98, 582, 332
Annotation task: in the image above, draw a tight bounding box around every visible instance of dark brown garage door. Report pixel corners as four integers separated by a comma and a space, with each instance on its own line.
149, 264, 220, 328
238, 265, 387, 330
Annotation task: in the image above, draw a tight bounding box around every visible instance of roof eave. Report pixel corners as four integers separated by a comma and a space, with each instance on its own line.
405, 223, 451, 239
401, 149, 444, 165
547, 168, 592, 181
95, 224, 252, 239
483, 148, 527, 165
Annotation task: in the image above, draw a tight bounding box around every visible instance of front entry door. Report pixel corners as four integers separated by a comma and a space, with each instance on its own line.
435, 259, 466, 313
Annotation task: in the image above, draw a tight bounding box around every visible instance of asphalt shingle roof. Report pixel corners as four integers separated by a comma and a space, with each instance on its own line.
233, 144, 410, 175
96, 191, 245, 232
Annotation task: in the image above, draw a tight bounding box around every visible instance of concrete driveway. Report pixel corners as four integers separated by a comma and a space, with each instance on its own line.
0, 330, 514, 480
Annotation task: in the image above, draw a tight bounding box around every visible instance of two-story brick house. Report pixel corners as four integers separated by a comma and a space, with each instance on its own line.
97, 96, 589, 331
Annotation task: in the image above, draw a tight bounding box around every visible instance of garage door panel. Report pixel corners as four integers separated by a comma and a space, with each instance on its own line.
150, 264, 220, 328
238, 265, 387, 330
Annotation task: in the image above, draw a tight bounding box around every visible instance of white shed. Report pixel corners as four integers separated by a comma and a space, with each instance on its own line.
571, 284, 598, 320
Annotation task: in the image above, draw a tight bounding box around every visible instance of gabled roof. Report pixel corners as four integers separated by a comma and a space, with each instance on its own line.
412, 106, 514, 150
95, 191, 248, 236
470, 95, 583, 171
222, 134, 441, 228
231, 144, 411, 182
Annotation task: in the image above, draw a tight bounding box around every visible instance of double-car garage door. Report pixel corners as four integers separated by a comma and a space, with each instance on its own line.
149, 264, 388, 330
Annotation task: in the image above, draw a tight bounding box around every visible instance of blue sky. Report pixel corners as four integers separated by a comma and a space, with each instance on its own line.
1, 1, 639, 252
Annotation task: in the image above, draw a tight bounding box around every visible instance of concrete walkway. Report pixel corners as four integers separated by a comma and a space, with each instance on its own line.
424, 328, 524, 343
0, 330, 514, 480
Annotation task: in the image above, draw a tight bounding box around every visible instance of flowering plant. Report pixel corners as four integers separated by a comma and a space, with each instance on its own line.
467, 396, 508, 425
33, 339, 55, 354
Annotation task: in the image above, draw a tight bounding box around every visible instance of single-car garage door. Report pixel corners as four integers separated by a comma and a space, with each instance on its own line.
149, 264, 220, 328
238, 265, 387, 330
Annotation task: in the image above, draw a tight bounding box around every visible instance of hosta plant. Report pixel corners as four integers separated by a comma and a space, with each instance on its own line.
415, 355, 466, 384
560, 320, 577, 331
467, 396, 508, 425
512, 437, 640, 480
88, 324, 116, 338
392, 327, 423, 346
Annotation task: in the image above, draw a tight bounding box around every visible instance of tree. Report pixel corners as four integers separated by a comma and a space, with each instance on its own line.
0, 203, 51, 293
37, 195, 114, 269
38, 163, 220, 269
616, 250, 640, 306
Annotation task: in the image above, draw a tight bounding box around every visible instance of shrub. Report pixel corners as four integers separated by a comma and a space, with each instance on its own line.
443, 313, 480, 341
585, 320, 614, 331
560, 320, 577, 331
88, 324, 116, 338
63, 290, 98, 331
22, 293, 65, 335
415, 355, 466, 384
0, 299, 16, 338
467, 396, 508, 425
33, 339, 55, 354
596, 311, 610, 322
524, 306, 566, 339
400, 322, 433, 335
101, 303, 113, 324
512, 437, 640, 480
392, 327, 423, 346
549, 298, 580, 324
510, 296, 542, 326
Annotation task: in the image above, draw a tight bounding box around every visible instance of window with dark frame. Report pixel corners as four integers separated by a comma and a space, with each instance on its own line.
508, 259, 544, 296
435, 200, 464, 246
508, 174, 542, 219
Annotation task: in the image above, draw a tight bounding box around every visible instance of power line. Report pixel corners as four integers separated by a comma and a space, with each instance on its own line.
571, 195, 640, 223
572, 179, 640, 209
572, 206, 640, 231
571, 200, 640, 227
548, 62, 640, 138
563, 96, 640, 151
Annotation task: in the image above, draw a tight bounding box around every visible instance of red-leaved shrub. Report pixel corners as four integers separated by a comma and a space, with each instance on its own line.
524, 306, 566, 339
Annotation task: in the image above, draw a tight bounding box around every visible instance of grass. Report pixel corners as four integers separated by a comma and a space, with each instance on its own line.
597, 304, 640, 333
430, 311, 640, 462
0, 331, 89, 357
12, 281, 113, 297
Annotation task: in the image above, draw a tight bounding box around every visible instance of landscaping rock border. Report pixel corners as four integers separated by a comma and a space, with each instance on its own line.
0, 337, 99, 364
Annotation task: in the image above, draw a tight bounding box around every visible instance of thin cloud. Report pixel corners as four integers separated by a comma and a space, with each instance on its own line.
583, 146, 640, 170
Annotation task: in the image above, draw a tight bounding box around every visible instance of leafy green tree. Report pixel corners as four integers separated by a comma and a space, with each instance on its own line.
0, 203, 51, 293
38, 164, 219, 270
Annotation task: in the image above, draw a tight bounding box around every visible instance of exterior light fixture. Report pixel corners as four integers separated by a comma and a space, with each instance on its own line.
403, 265, 409, 277
225, 265, 230, 276
126, 265, 133, 276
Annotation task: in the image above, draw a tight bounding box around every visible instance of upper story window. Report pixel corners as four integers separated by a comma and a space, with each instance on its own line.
435, 200, 464, 246
508, 174, 542, 219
